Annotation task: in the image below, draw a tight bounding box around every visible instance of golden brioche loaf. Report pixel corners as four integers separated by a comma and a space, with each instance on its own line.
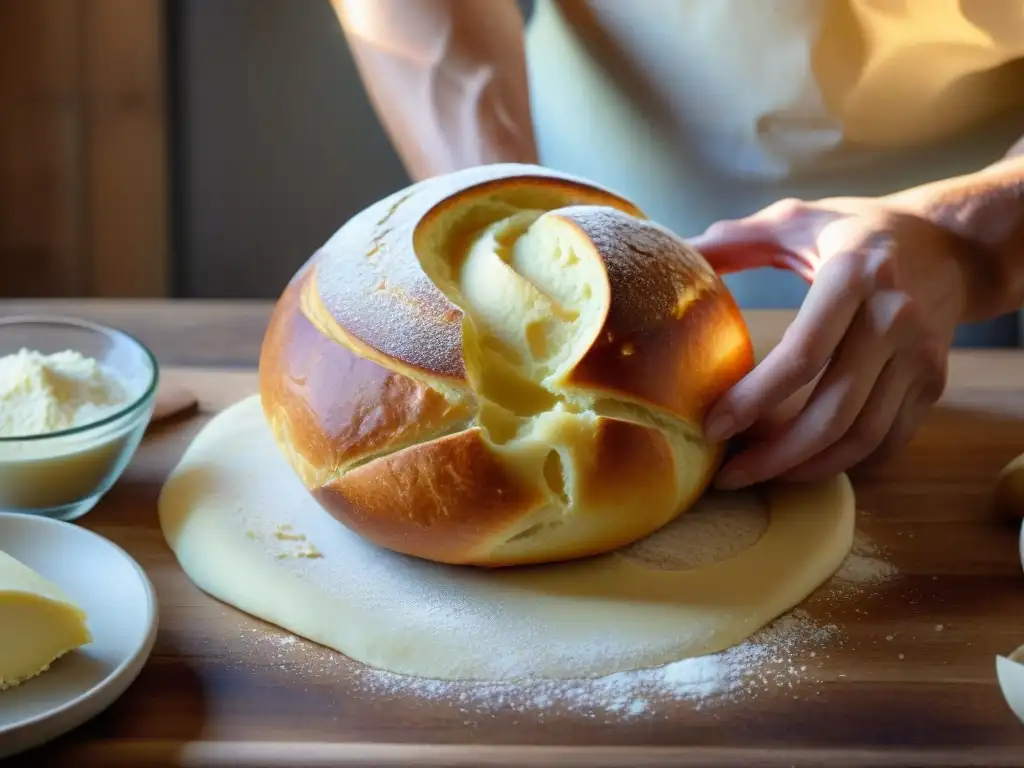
258, 164, 754, 567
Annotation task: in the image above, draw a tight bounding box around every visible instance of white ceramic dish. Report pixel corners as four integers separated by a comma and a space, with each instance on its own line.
995, 522, 1024, 726
0, 513, 158, 759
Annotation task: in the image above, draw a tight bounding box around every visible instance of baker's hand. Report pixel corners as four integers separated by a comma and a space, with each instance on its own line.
690, 197, 968, 489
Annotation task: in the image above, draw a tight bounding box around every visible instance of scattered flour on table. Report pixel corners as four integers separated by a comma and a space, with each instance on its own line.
235, 492, 898, 720
241, 607, 839, 720
823, 531, 899, 600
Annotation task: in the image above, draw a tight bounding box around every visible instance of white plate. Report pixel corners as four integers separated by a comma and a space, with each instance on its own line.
0, 513, 158, 759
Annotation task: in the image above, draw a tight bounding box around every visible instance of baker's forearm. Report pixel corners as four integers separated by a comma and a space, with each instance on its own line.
884, 146, 1024, 322
331, 0, 538, 182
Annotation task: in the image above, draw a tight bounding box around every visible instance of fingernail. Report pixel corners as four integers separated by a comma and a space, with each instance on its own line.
714, 469, 750, 491
705, 412, 735, 442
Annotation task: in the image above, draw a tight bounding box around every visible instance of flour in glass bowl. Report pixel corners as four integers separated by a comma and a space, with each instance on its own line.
0, 347, 133, 437
238, 488, 898, 721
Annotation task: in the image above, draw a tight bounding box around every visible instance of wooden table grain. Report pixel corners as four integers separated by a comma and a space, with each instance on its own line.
3, 300, 1024, 767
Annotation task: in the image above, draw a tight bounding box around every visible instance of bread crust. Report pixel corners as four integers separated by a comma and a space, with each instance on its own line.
258, 163, 755, 567
310, 164, 643, 381
315, 427, 546, 565
259, 270, 472, 489
552, 207, 753, 424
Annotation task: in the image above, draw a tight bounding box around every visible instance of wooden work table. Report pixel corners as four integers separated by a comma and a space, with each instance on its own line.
4, 299, 1024, 767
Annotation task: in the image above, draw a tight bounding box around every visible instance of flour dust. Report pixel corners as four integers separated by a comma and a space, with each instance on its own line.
237, 493, 899, 722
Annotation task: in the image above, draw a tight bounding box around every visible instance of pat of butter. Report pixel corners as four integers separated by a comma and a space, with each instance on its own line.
0, 550, 92, 691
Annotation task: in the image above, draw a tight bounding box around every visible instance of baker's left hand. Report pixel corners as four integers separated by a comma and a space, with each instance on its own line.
690, 197, 969, 490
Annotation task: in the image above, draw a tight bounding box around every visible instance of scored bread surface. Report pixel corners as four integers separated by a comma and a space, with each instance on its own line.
259, 163, 754, 567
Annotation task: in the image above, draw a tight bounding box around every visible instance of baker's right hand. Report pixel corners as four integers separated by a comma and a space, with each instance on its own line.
689, 197, 965, 489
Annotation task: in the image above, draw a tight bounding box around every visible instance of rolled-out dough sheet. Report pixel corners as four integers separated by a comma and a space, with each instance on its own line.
158, 395, 855, 681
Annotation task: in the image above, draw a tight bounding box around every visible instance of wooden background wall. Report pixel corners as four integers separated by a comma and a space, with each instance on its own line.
0, 0, 169, 298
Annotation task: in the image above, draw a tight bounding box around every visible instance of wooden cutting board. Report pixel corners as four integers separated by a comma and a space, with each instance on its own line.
30, 364, 1024, 767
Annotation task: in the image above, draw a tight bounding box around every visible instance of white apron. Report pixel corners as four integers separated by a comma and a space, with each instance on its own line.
524, 0, 1024, 345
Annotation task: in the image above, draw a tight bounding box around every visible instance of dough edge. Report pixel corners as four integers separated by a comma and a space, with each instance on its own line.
158, 395, 856, 682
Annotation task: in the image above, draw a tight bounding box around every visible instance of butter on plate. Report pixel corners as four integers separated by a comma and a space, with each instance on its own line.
0, 550, 92, 691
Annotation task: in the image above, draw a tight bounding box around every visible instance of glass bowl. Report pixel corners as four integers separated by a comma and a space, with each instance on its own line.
0, 316, 159, 522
